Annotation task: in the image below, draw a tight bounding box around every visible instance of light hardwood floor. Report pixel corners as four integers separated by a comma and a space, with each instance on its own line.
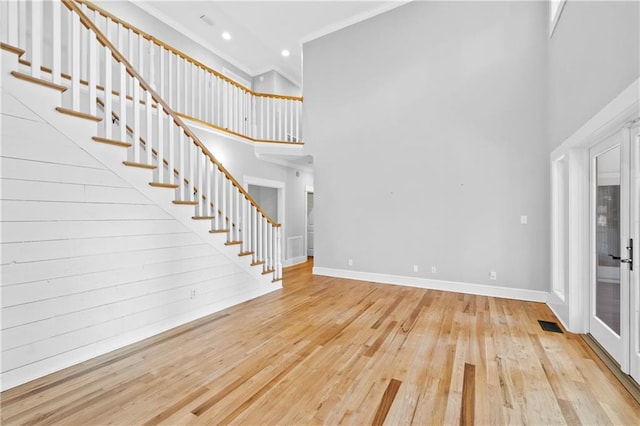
2, 259, 639, 425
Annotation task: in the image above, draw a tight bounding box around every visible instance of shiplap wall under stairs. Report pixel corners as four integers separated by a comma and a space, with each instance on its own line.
0, 48, 280, 391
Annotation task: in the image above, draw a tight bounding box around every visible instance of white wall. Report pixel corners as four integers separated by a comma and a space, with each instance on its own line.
548, 1, 640, 150
0, 89, 268, 391
248, 184, 278, 221
253, 70, 302, 97
187, 123, 313, 265
304, 1, 550, 294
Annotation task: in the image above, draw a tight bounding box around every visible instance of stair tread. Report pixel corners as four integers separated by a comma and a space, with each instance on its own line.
173, 200, 198, 205
11, 71, 67, 92
1, 42, 25, 57
193, 216, 216, 220
122, 161, 157, 170
225, 241, 242, 246
238, 251, 254, 257
210, 229, 230, 233
92, 136, 131, 148
56, 107, 102, 122
149, 182, 179, 189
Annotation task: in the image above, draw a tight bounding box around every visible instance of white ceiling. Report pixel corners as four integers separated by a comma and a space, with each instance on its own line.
134, 1, 410, 87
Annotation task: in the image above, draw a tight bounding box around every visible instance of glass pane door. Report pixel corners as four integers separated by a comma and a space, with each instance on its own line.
594, 146, 621, 335
589, 131, 630, 368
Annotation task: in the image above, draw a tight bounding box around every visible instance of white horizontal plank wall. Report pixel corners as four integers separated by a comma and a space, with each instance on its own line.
0, 90, 272, 391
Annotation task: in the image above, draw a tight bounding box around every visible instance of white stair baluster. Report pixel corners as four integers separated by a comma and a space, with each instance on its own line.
132, 77, 140, 163
188, 138, 195, 201
167, 111, 175, 185
145, 90, 152, 165
213, 168, 220, 229
17, 0, 26, 53
71, 10, 80, 111
51, 0, 61, 85
156, 107, 164, 183
5, 1, 19, 48
235, 187, 240, 243
296, 102, 302, 142
278, 99, 283, 141
276, 226, 282, 279
178, 130, 186, 201
137, 31, 144, 83
103, 22, 112, 139
88, 32, 97, 116
118, 70, 127, 141
221, 175, 227, 234
159, 45, 165, 98
30, 0, 42, 78
244, 198, 250, 254
197, 148, 204, 214
167, 51, 173, 109
251, 206, 257, 262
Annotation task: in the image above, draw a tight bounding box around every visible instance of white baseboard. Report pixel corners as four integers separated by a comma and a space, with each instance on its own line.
313, 267, 549, 303
282, 256, 308, 268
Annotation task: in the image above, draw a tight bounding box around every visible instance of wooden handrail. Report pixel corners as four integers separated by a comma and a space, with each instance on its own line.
62, 0, 280, 227
76, 0, 303, 102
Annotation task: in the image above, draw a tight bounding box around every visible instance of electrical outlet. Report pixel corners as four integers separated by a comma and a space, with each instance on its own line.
413, 265, 419, 273
348, 259, 353, 266
489, 271, 497, 280
431, 266, 437, 274
191, 289, 196, 299
520, 215, 528, 225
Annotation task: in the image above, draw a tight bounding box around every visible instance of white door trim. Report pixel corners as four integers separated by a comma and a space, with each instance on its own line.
243, 175, 286, 262
549, 78, 639, 334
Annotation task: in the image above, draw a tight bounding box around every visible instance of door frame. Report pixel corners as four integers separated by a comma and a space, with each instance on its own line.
549, 79, 639, 335
304, 185, 314, 257
243, 175, 285, 262
548, 79, 639, 376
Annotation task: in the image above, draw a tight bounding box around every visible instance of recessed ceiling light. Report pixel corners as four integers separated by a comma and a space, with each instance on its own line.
281, 49, 290, 57
222, 31, 231, 40
200, 15, 214, 27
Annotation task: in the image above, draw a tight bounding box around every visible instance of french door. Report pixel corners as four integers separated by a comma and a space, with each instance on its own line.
589, 121, 639, 383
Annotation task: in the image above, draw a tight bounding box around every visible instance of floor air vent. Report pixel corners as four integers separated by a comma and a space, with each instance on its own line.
538, 320, 563, 333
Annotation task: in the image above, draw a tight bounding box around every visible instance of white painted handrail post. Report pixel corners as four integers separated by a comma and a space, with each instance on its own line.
276, 226, 282, 279
250, 206, 257, 263
267, 222, 273, 272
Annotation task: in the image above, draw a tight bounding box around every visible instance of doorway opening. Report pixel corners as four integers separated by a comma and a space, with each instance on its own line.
305, 187, 314, 258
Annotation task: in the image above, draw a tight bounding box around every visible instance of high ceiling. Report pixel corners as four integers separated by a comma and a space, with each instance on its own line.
134, 1, 410, 86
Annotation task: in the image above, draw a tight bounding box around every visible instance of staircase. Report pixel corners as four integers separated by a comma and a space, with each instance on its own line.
0, 0, 285, 390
